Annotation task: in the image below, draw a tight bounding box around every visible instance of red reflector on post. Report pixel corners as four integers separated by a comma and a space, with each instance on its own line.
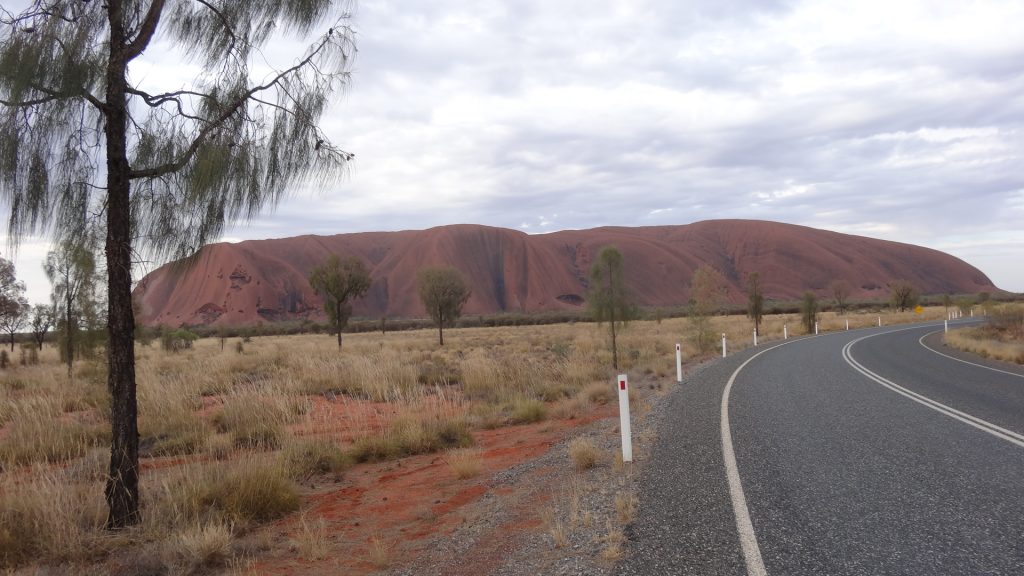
619, 380, 626, 391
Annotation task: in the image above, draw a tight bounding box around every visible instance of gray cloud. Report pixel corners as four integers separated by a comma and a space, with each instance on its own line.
13, 0, 1023, 302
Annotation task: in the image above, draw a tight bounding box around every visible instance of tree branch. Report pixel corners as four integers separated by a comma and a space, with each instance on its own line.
128, 34, 338, 180
123, 0, 167, 62
193, 0, 239, 57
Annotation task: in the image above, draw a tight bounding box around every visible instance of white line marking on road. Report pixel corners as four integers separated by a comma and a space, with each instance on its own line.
721, 340, 798, 576
918, 331, 1024, 380
843, 335, 1024, 449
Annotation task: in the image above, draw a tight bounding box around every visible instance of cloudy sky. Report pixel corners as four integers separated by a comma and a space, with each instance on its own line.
8, 0, 1024, 302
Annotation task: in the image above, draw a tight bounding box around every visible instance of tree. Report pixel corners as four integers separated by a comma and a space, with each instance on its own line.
801, 291, 818, 334
0, 256, 28, 351
308, 254, 371, 349
942, 293, 952, 316
688, 265, 727, 354
1, 2, 355, 528
45, 239, 98, 376
746, 272, 764, 337
417, 267, 471, 346
889, 280, 919, 312
587, 246, 635, 371
30, 303, 53, 349
829, 279, 852, 315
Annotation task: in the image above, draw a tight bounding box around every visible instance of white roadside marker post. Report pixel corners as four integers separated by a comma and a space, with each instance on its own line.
878, 316, 881, 327
675, 343, 683, 383
784, 324, 788, 340
753, 330, 758, 347
722, 333, 727, 358
945, 319, 949, 333
846, 319, 849, 331
618, 374, 633, 463
815, 321, 819, 335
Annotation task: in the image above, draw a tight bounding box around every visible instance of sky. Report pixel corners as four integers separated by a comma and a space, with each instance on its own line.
6, 0, 1024, 304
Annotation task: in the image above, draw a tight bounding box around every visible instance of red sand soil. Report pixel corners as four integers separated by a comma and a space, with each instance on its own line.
134, 220, 999, 328
251, 401, 617, 575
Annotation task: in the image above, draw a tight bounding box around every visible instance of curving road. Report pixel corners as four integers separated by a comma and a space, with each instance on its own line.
620, 321, 1024, 576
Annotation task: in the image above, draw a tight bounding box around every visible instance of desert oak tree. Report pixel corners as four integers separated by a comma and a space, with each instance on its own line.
417, 267, 470, 346
746, 271, 764, 337
801, 291, 818, 334
30, 303, 53, 349
688, 264, 727, 354
46, 238, 98, 376
889, 280, 920, 312
588, 246, 634, 371
0, 256, 28, 351
308, 254, 371, 349
0, 1, 356, 528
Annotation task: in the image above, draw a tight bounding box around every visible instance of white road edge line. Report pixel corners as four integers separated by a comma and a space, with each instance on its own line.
843, 336, 1024, 449
721, 340, 798, 576
918, 331, 1024, 380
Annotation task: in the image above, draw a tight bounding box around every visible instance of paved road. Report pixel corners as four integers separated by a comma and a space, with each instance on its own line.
620, 321, 1024, 575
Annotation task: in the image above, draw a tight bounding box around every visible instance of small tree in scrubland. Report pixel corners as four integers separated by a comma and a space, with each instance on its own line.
417, 267, 471, 346
689, 265, 727, 354
801, 292, 818, 334
308, 255, 372, 349
889, 280, 920, 312
830, 279, 852, 315
588, 246, 635, 371
746, 272, 764, 337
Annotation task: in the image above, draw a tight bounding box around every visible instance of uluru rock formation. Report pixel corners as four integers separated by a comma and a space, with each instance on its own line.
133, 220, 998, 328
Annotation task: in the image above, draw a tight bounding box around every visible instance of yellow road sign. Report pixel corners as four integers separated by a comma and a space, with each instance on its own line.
914, 305, 923, 314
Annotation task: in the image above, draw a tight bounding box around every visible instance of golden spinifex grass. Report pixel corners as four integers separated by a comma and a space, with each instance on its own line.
0, 307, 946, 570
944, 304, 1024, 364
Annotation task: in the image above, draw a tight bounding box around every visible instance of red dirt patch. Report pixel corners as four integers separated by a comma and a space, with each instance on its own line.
252, 402, 616, 575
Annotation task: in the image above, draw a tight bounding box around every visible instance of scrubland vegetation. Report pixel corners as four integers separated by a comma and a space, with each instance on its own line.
944, 303, 1024, 364
0, 306, 954, 571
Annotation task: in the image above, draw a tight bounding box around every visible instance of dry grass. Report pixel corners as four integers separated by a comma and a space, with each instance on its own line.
291, 514, 330, 561
444, 448, 484, 479
600, 519, 626, 561
568, 437, 600, 471
615, 493, 638, 524
0, 306, 953, 571
368, 534, 391, 569
167, 521, 233, 573
944, 304, 1024, 365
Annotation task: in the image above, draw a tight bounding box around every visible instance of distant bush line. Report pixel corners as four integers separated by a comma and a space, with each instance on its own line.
144, 292, 1022, 341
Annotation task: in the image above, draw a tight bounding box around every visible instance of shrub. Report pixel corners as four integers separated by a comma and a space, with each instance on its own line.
509, 397, 547, 424
213, 399, 286, 450
282, 438, 351, 479
568, 437, 599, 471
167, 521, 233, 573
161, 329, 199, 353
203, 462, 300, 524
579, 381, 612, 407
444, 448, 484, 479
350, 417, 473, 463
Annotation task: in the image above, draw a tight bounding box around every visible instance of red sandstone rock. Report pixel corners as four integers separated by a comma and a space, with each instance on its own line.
133, 219, 998, 327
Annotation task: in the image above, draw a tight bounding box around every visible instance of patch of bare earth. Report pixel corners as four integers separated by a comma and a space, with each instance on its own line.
236, 378, 668, 576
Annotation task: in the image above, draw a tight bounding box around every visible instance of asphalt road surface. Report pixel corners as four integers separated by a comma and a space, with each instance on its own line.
620, 320, 1024, 576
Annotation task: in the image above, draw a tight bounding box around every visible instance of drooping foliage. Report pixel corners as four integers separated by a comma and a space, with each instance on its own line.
0, 0, 357, 528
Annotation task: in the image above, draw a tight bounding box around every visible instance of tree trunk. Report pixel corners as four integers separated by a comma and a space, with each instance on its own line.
437, 307, 444, 346
8, 333, 13, 352
104, 4, 140, 529
65, 308, 73, 379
